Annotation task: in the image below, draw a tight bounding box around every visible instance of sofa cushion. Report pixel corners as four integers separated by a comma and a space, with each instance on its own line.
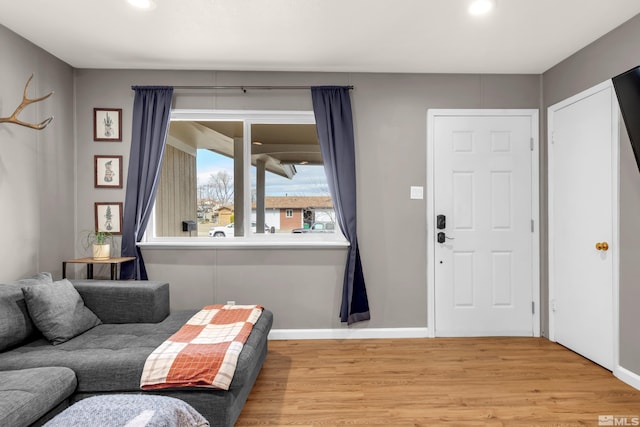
0, 310, 196, 392
0, 309, 274, 394
72, 280, 170, 324
0, 272, 53, 352
8, 272, 54, 287
0, 367, 76, 427
22, 279, 102, 345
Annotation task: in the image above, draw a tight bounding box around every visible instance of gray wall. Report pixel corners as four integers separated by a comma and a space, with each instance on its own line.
2, 12, 638, 377
73, 69, 540, 329
542, 14, 640, 375
0, 25, 75, 282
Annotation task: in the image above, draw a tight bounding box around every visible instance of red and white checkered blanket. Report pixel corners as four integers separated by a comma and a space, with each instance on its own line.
140, 304, 263, 391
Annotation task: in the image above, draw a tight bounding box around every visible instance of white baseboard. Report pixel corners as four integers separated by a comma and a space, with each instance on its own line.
268, 327, 431, 340
614, 365, 640, 391
436, 330, 535, 337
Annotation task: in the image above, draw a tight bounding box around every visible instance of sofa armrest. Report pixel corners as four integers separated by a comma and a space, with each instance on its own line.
71, 280, 170, 324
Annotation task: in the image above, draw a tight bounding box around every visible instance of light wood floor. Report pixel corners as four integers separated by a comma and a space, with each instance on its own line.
236, 338, 640, 427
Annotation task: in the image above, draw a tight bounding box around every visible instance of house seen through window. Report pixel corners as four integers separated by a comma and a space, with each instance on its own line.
153, 111, 337, 239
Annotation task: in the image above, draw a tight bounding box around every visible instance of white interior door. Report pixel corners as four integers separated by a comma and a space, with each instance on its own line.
548, 81, 617, 370
428, 110, 539, 337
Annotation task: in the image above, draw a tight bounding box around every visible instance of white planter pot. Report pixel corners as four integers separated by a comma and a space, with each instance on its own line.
92, 244, 110, 260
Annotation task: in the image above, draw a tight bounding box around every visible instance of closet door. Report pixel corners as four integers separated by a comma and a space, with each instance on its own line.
548, 81, 618, 370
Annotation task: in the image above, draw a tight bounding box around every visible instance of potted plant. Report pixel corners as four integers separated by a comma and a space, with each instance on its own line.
83, 231, 114, 260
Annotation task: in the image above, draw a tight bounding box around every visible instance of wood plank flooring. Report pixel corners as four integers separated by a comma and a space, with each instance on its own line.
236, 338, 640, 426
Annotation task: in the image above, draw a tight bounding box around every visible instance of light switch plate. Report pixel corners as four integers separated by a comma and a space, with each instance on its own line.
410, 186, 424, 200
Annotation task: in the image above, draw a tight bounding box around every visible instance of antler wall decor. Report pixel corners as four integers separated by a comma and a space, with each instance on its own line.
0, 74, 54, 130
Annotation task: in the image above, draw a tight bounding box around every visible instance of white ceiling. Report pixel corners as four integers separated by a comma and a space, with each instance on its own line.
1, 0, 640, 74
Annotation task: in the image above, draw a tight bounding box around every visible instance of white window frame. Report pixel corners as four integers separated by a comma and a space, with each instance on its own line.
141, 109, 348, 249
285, 209, 293, 218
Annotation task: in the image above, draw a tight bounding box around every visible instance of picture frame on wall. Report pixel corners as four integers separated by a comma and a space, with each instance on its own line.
94, 155, 123, 188
95, 202, 123, 235
94, 108, 122, 141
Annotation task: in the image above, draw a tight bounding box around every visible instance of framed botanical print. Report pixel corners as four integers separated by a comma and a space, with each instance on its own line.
95, 202, 123, 235
94, 108, 122, 141
94, 155, 123, 188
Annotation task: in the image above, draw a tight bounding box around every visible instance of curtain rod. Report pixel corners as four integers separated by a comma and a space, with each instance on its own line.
172, 85, 354, 91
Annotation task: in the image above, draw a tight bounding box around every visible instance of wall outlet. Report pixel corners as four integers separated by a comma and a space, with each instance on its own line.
227, 300, 236, 306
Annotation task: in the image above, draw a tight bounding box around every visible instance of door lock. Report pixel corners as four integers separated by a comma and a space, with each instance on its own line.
595, 241, 609, 251
437, 232, 454, 244
436, 215, 452, 244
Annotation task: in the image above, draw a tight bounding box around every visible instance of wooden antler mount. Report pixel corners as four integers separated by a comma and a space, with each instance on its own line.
0, 74, 54, 130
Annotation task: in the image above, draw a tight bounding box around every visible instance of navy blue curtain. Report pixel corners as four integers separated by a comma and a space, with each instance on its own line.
120, 86, 174, 280
311, 86, 370, 324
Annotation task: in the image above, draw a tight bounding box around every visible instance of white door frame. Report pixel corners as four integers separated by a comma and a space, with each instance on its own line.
426, 109, 541, 338
547, 80, 620, 370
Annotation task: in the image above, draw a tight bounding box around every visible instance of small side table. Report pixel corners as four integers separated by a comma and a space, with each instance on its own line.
62, 257, 136, 280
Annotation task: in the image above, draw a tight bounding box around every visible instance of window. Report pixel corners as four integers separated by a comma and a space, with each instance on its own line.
150, 110, 341, 242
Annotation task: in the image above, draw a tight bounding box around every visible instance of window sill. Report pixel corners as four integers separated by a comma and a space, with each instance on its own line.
137, 235, 350, 250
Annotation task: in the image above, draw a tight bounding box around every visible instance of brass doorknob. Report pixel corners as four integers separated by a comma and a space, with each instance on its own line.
595, 242, 609, 251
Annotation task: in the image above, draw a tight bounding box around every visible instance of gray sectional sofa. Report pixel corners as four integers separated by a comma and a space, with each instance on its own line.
0, 273, 273, 427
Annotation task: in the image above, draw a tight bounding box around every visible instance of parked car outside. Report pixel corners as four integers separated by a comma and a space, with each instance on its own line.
209, 222, 270, 237
291, 222, 336, 234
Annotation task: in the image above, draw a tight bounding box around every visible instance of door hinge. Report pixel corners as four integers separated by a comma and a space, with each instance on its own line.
530, 137, 534, 151
531, 219, 534, 232
551, 131, 555, 144
532, 301, 535, 314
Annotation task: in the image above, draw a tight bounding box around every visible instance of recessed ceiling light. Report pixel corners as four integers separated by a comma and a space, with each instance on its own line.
127, 0, 156, 10
468, 0, 495, 16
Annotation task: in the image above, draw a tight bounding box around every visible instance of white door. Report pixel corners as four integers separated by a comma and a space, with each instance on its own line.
548, 81, 617, 370
428, 110, 539, 337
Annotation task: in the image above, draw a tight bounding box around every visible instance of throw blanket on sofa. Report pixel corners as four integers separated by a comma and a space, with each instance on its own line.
140, 304, 263, 391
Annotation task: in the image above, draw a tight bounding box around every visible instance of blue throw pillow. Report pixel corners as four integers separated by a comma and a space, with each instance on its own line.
22, 279, 102, 345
